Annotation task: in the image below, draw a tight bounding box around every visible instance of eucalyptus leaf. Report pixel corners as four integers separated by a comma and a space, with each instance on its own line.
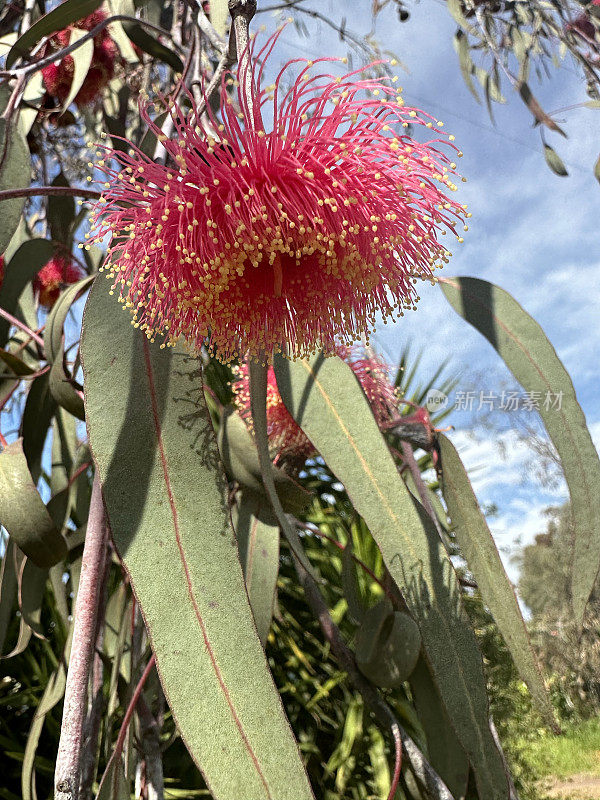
82, 278, 314, 800
438, 432, 559, 732
440, 276, 600, 628
410, 658, 470, 800
274, 353, 510, 800
543, 144, 568, 176
47, 173, 76, 244
0, 439, 66, 568
0, 238, 55, 346
0, 118, 30, 255
218, 406, 312, 516
232, 492, 280, 646
62, 27, 95, 110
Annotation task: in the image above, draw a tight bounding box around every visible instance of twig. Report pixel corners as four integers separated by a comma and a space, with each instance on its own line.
55, 474, 109, 800
0, 307, 45, 350
0, 15, 181, 79
79, 555, 110, 800
0, 186, 101, 202
135, 695, 165, 800
96, 654, 157, 796
400, 440, 445, 540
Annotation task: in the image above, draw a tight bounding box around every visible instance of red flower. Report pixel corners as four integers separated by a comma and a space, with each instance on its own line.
89, 27, 468, 362
232, 347, 400, 460
42, 9, 118, 107
34, 256, 84, 308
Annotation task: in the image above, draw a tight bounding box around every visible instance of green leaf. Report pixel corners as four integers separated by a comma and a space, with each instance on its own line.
218, 406, 312, 517
518, 81, 566, 136
594, 153, 600, 185
81, 278, 314, 800
49, 341, 85, 420
341, 545, 365, 624
209, 0, 229, 37
410, 658, 470, 800
0, 537, 19, 655
231, 492, 280, 646
0, 238, 55, 346
440, 277, 600, 628
21, 371, 57, 483
543, 144, 568, 176
21, 72, 46, 135
22, 642, 70, 800
44, 275, 94, 363
0, 119, 30, 254
446, 0, 478, 35
62, 27, 95, 110
47, 173, 75, 244
0, 348, 36, 376
96, 757, 130, 800
355, 600, 421, 689
438, 432, 559, 732
273, 353, 510, 800
122, 20, 183, 73
453, 30, 479, 103
0, 439, 66, 568
6, 0, 104, 68
4, 555, 47, 658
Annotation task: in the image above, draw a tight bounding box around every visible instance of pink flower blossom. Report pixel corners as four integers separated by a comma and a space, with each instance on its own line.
232, 347, 400, 460
42, 10, 119, 107
34, 256, 84, 308
89, 27, 468, 362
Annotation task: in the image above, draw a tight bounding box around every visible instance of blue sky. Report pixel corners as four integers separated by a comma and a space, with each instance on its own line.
261, 1, 599, 582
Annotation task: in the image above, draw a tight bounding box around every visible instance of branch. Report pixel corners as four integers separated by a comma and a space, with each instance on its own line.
400, 440, 445, 540
0, 186, 101, 202
55, 474, 109, 800
0, 15, 181, 78
0, 307, 45, 350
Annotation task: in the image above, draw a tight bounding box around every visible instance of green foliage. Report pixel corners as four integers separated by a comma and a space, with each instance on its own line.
441, 276, 600, 628
82, 278, 314, 800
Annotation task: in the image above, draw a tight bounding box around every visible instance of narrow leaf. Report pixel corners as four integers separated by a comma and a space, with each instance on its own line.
62, 27, 94, 110
122, 21, 183, 73
232, 492, 280, 646
47, 173, 75, 243
49, 340, 85, 420
21, 371, 57, 482
274, 353, 510, 800
440, 276, 600, 627
543, 144, 568, 176
81, 279, 314, 800
0, 439, 66, 568
518, 81, 566, 136
0, 118, 30, 254
0, 537, 18, 655
44, 275, 94, 363
410, 658, 470, 800
438, 432, 559, 732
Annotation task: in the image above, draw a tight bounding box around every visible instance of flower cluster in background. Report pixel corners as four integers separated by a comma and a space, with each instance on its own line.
33, 256, 84, 308
232, 348, 400, 461
42, 9, 119, 107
